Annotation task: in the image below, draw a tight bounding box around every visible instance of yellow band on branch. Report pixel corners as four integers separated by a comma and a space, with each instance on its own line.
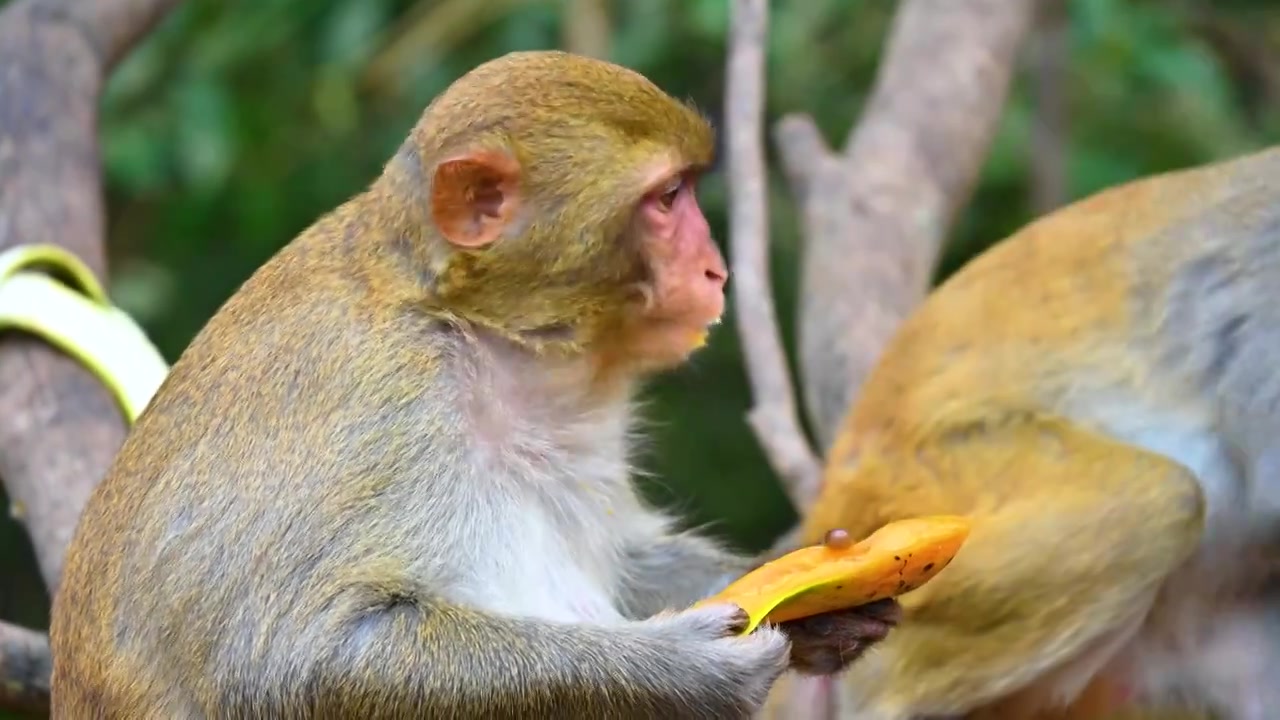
699, 515, 971, 634
0, 244, 170, 424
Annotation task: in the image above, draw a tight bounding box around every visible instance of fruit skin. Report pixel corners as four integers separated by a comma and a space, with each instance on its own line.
701, 516, 971, 633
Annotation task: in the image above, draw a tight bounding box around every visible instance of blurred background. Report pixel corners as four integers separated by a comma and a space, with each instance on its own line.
2, 0, 1280, 651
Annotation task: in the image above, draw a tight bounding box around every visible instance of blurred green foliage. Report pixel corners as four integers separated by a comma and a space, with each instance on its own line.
3, 0, 1280, 649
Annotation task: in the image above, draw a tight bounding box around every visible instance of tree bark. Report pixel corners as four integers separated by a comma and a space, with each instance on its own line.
1029, 0, 1070, 214
726, 0, 823, 511
0, 622, 51, 715
0, 0, 183, 712
777, 0, 1037, 451
561, 0, 611, 60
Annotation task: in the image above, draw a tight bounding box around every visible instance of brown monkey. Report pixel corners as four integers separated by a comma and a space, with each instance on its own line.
799, 146, 1280, 719
49, 51, 897, 719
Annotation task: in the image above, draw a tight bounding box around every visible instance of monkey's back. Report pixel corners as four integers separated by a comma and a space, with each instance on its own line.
50, 199, 448, 716
809, 144, 1280, 538
49, 228, 341, 716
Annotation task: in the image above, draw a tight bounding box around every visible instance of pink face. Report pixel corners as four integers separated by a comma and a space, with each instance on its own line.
427, 149, 727, 368
630, 166, 728, 365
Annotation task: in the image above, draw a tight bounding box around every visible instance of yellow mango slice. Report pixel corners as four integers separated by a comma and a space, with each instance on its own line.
699, 515, 971, 634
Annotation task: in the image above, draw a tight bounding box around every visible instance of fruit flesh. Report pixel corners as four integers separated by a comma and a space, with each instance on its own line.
700, 515, 971, 633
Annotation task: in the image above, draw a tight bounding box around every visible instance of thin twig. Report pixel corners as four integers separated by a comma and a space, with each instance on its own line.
1029, 0, 1070, 213
561, 0, 611, 60
725, 0, 822, 512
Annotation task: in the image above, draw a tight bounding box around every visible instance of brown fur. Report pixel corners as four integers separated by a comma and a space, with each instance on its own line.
49, 51, 889, 719
800, 146, 1280, 719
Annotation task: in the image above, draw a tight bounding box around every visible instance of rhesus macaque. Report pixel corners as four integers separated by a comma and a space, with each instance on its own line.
48, 51, 899, 719
801, 145, 1280, 719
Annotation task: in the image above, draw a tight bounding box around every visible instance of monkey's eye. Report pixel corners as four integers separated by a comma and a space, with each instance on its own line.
657, 179, 682, 212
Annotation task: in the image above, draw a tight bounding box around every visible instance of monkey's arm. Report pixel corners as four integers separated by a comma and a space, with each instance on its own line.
617, 529, 753, 617
227, 597, 777, 720
809, 419, 1205, 717
615, 526, 901, 677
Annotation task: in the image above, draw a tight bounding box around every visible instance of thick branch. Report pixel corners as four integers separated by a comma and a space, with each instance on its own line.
0, 0, 178, 598
52, 0, 183, 68
0, 622, 51, 714
0, 0, 181, 712
726, 0, 822, 510
779, 0, 1036, 449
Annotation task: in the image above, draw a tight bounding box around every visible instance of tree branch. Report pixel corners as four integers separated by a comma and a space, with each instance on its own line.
0, 622, 51, 714
0, 0, 182, 712
57, 0, 183, 68
779, 0, 1036, 450
1029, 0, 1070, 214
725, 0, 823, 511
1181, 4, 1280, 126
763, 2, 1035, 717
362, 0, 528, 94
0, 0, 180, 597
560, 0, 611, 60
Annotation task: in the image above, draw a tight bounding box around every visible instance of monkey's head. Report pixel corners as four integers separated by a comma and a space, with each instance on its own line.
387, 50, 726, 374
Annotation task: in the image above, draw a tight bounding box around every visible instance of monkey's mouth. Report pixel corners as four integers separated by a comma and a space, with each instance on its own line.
688, 316, 723, 349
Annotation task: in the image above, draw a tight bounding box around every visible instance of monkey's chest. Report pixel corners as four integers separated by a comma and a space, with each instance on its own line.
457, 491, 628, 625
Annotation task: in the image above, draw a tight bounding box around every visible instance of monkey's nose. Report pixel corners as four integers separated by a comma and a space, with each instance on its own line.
703, 259, 728, 288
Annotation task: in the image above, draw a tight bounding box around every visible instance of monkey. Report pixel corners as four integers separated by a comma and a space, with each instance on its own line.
47, 50, 900, 720
794, 144, 1280, 719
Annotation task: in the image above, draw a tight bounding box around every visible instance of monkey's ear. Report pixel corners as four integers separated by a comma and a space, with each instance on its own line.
429, 150, 522, 248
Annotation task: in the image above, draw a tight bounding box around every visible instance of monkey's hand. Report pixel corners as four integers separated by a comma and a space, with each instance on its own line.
777, 597, 901, 676
643, 602, 791, 715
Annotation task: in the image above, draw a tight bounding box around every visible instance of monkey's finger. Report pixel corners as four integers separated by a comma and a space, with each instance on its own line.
787, 645, 849, 676
780, 608, 896, 645
784, 620, 884, 676
668, 602, 752, 637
